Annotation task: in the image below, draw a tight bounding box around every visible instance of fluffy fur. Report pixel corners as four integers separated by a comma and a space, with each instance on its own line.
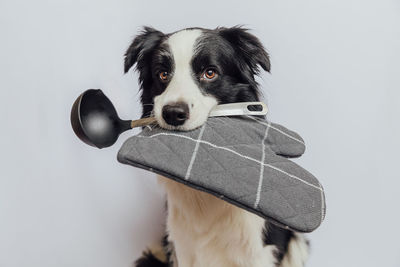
125, 26, 309, 267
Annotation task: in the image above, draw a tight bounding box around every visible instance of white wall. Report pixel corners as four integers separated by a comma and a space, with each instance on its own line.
1, 0, 399, 266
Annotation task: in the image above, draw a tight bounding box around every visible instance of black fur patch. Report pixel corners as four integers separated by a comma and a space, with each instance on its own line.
162, 234, 172, 263
263, 222, 295, 264
134, 250, 168, 267
124, 27, 167, 118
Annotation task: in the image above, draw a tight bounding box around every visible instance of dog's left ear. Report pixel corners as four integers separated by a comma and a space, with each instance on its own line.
219, 27, 271, 73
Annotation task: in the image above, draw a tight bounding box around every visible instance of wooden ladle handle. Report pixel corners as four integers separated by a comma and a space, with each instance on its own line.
130, 117, 157, 128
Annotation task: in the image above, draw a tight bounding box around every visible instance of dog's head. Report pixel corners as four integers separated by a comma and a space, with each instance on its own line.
124, 26, 270, 130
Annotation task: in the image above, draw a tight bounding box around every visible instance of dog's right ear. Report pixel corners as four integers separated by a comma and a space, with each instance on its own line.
124, 27, 164, 73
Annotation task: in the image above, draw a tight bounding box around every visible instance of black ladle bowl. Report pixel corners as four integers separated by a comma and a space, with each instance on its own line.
70, 89, 133, 149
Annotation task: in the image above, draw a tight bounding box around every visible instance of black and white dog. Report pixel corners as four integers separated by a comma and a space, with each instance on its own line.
124, 26, 309, 267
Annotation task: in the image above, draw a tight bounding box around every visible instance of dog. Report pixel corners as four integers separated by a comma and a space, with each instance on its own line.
124, 26, 309, 267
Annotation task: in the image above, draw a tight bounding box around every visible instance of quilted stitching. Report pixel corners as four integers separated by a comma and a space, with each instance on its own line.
117, 116, 326, 233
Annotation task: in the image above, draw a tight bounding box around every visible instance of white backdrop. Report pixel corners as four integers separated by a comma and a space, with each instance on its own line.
1, 0, 399, 266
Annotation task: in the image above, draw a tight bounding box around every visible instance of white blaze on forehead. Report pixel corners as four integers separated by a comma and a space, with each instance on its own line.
167, 29, 202, 72
158, 29, 203, 102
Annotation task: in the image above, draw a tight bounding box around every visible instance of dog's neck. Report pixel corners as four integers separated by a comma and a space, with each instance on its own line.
159, 176, 231, 227
158, 176, 275, 267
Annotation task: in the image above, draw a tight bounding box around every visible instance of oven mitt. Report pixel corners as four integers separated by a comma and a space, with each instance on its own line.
117, 116, 326, 233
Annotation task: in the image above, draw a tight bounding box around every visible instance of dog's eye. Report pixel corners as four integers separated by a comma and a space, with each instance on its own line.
159, 71, 169, 82
202, 69, 217, 81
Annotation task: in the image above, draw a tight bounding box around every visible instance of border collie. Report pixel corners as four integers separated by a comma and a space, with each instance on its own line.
124, 26, 309, 267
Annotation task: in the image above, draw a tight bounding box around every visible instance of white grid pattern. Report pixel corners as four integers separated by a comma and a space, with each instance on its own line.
184, 124, 206, 180
131, 119, 326, 231
254, 122, 271, 209
137, 132, 323, 191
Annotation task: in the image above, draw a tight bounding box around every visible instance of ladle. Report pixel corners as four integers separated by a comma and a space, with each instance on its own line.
70, 89, 267, 148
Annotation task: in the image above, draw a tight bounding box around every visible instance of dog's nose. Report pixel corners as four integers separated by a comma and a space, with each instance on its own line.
162, 102, 189, 126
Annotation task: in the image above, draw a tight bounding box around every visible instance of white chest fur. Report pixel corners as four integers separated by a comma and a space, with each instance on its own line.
158, 176, 276, 267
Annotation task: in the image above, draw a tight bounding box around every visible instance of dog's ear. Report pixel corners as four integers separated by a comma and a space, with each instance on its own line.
219, 26, 270, 73
124, 26, 165, 73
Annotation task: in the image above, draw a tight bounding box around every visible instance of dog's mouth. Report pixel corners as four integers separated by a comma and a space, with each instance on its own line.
152, 91, 219, 131
153, 102, 217, 131
155, 111, 209, 131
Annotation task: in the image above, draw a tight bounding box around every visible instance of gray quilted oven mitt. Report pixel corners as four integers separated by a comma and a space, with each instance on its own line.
117, 116, 326, 233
